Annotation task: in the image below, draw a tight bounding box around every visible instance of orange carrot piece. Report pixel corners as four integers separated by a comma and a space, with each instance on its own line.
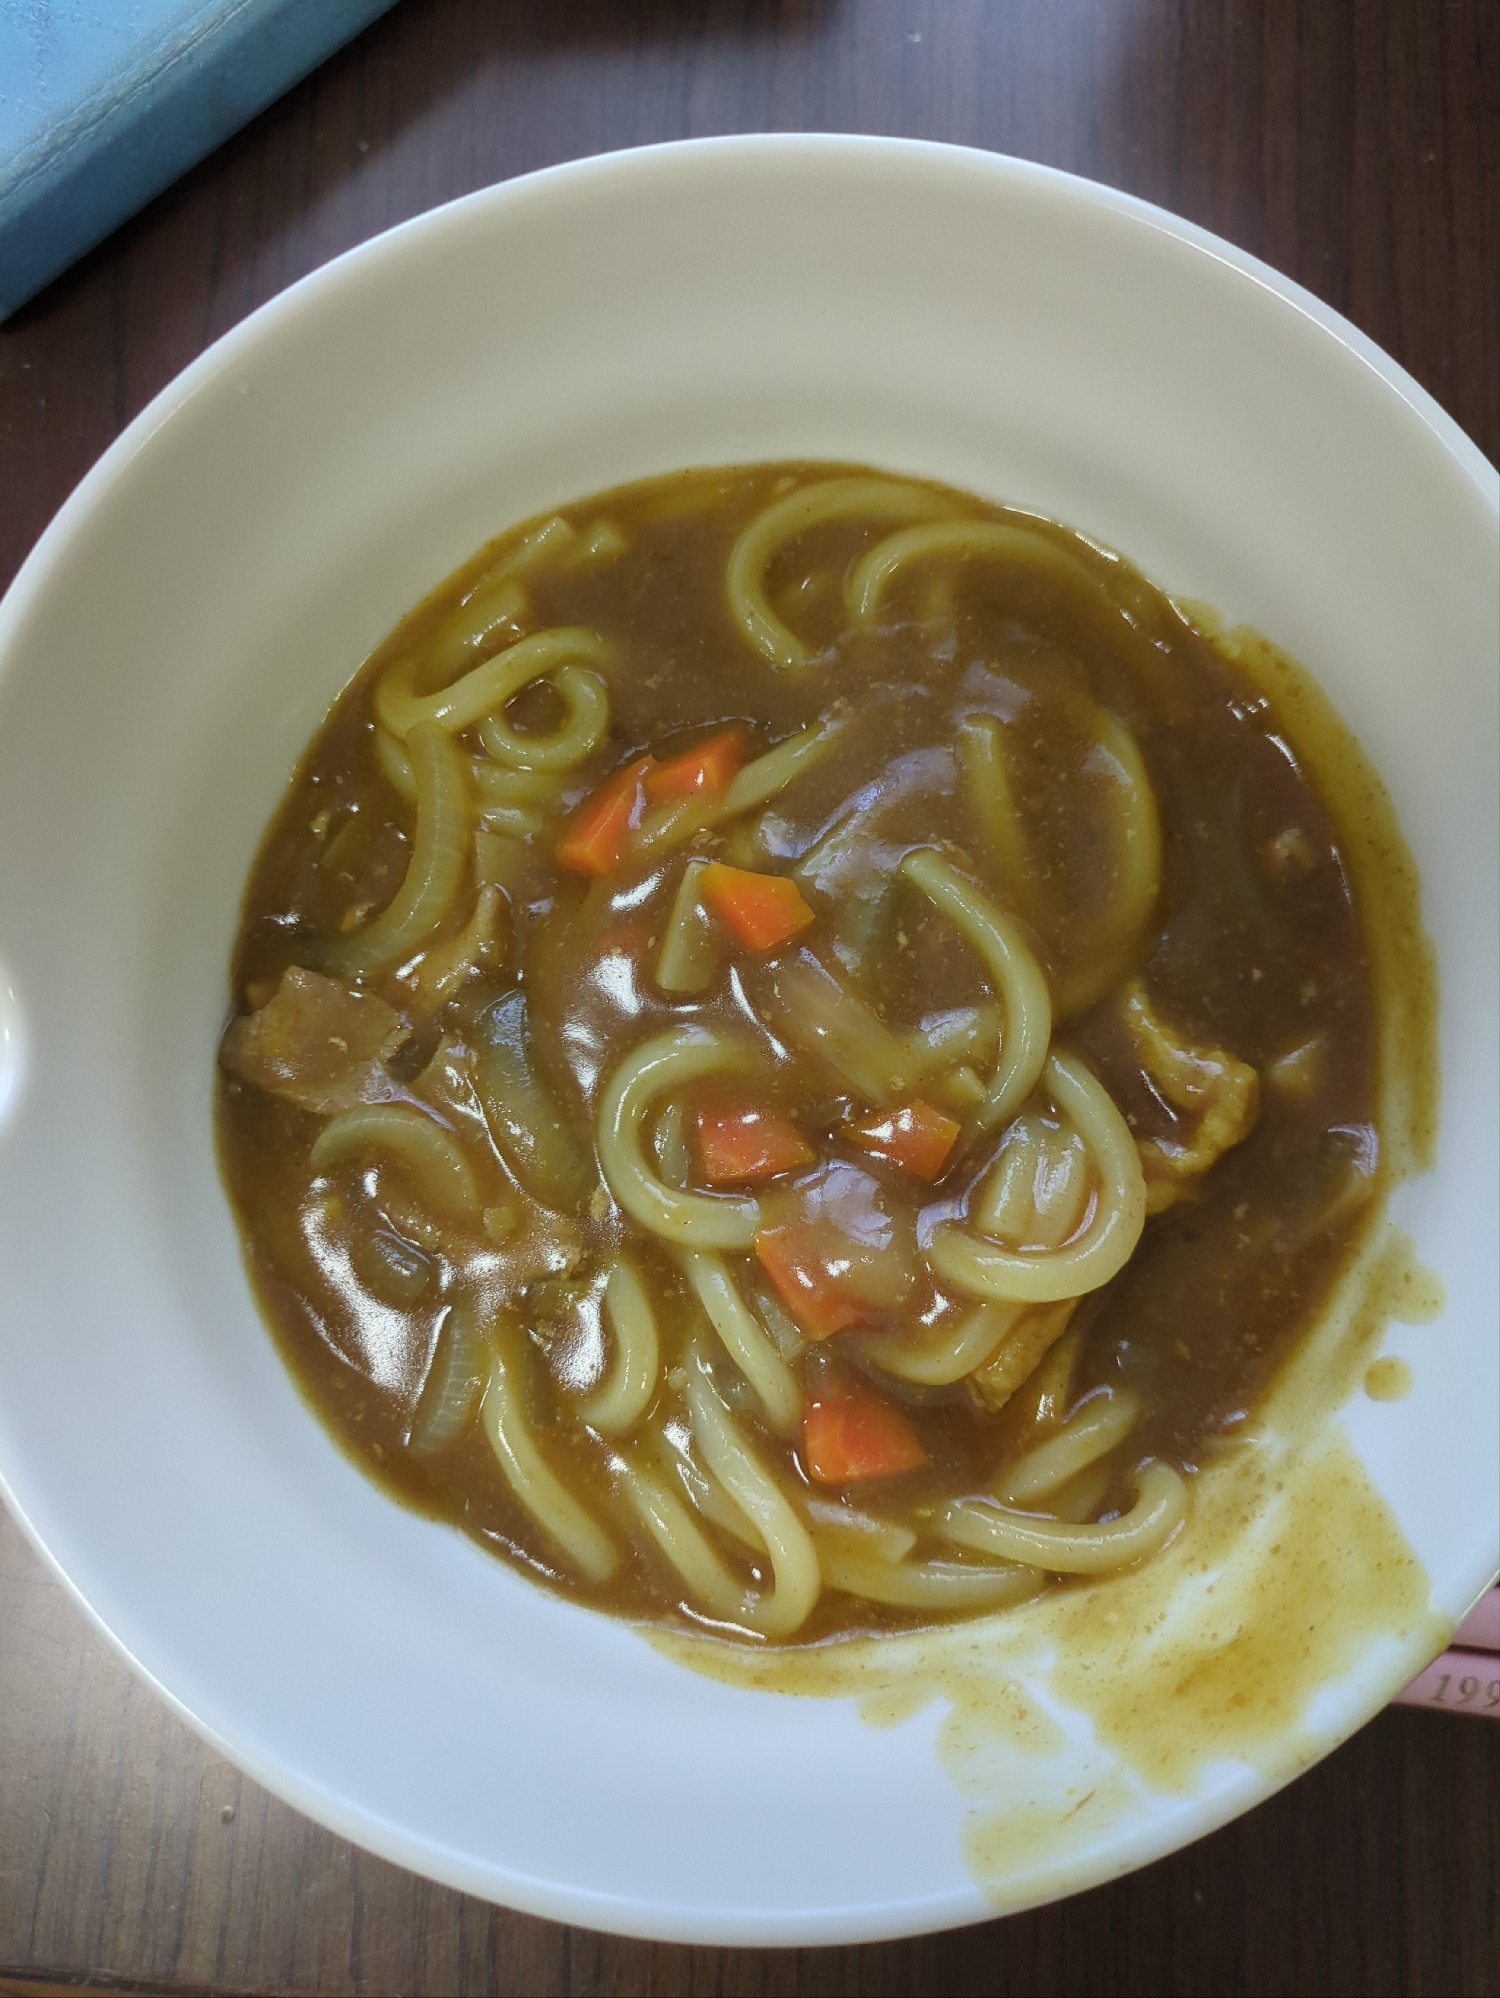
694, 1098, 815, 1183
699, 864, 815, 951
645, 727, 748, 804
554, 756, 655, 876
804, 1383, 928, 1483
753, 1222, 866, 1339
850, 1099, 962, 1180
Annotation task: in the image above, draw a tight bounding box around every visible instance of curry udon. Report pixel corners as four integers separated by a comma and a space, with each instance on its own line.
217, 465, 1380, 1641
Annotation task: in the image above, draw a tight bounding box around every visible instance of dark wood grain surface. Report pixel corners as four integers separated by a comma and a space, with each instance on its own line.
1, 4, 1496, 1993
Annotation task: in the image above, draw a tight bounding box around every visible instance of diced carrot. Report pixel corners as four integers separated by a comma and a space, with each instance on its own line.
850, 1099, 962, 1180
645, 727, 748, 804
554, 756, 655, 876
804, 1381, 928, 1483
699, 864, 816, 951
694, 1096, 815, 1183
754, 1221, 867, 1338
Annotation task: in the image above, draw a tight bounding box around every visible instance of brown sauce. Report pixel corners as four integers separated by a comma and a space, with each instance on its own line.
216, 463, 1394, 1643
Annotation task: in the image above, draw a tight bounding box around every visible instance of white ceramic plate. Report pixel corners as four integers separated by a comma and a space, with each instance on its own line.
0, 137, 1495, 1945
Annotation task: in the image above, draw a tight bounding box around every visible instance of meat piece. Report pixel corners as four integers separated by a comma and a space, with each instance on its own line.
966, 1299, 1078, 1413
220, 965, 409, 1114
1121, 978, 1259, 1213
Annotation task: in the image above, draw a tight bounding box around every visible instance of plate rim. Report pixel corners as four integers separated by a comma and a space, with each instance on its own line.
0, 131, 1496, 1945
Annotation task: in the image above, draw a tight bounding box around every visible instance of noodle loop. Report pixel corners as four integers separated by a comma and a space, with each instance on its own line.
899, 848, 1052, 1131
578, 1259, 660, 1435
727, 476, 957, 669
321, 722, 472, 980
931, 1052, 1148, 1304
939, 1460, 1186, 1574
377, 627, 608, 739
597, 1030, 763, 1249
683, 1349, 821, 1636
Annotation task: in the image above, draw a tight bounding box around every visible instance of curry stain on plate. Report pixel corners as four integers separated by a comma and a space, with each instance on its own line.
654, 1220, 1447, 1903
1364, 1356, 1415, 1401
652, 622, 1450, 1906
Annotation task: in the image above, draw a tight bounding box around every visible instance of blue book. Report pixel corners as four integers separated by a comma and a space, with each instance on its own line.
0, 0, 401, 320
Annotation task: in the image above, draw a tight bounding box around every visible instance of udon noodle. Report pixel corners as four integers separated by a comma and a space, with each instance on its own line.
217, 464, 1382, 1642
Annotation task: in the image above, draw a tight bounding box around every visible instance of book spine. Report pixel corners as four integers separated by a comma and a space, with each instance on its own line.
1393, 1588, 1499, 1720
1, 0, 401, 320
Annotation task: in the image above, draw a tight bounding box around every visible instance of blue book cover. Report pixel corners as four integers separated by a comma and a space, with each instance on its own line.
0, 0, 401, 320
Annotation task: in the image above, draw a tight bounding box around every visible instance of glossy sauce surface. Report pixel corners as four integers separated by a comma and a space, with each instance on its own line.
217, 464, 1379, 1641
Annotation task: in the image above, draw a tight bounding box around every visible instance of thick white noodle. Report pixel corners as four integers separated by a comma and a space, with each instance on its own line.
324, 721, 473, 979
804, 1504, 916, 1564
653, 1427, 766, 1551
652, 1098, 694, 1189
994, 1388, 1140, 1507
906, 1003, 1001, 1075
475, 803, 544, 840
376, 627, 608, 738
478, 765, 565, 809
432, 519, 571, 676
684, 1350, 821, 1636
932, 1065, 987, 1111
577, 1258, 660, 1436
864, 1110, 1086, 1386
311, 1103, 479, 1215
931, 1052, 1148, 1303
424, 575, 527, 681
596, 1029, 762, 1249
975, 1117, 1039, 1237
939, 1460, 1186, 1574
1039, 1460, 1116, 1525
972, 1114, 1090, 1244
374, 729, 559, 840
416, 518, 575, 686
574, 519, 628, 564
899, 848, 1052, 1131
613, 1455, 749, 1622
958, 713, 1029, 893
503, 515, 578, 575
478, 663, 610, 772
859, 1299, 1019, 1387
679, 1251, 804, 1435
726, 477, 955, 669
480, 1320, 618, 1583
1062, 710, 1163, 1013
847, 518, 1128, 633
815, 1538, 1047, 1612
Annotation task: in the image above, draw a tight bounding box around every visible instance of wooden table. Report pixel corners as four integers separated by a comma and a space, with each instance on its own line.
1, 5, 1496, 1993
